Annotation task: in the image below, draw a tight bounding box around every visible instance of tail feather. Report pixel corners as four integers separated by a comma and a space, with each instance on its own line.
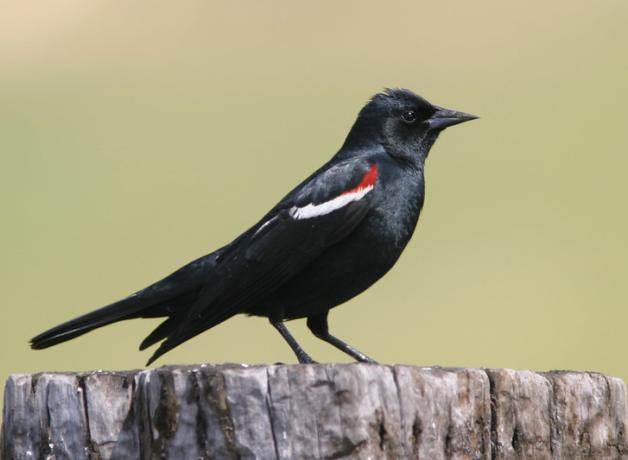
30, 295, 155, 349
139, 316, 180, 351
145, 309, 235, 365
30, 250, 222, 351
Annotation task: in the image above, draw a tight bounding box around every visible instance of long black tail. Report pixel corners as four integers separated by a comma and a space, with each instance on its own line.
30, 295, 159, 349
30, 251, 221, 350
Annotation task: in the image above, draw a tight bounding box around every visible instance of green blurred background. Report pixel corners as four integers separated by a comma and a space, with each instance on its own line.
2, 1, 627, 404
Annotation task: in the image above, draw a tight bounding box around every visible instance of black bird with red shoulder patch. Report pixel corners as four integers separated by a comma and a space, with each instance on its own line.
31, 89, 477, 364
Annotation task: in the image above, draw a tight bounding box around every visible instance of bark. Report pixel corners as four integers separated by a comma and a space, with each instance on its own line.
1, 364, 626, 459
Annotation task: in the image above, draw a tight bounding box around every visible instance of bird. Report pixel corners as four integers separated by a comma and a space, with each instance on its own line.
31, 88, 477, 365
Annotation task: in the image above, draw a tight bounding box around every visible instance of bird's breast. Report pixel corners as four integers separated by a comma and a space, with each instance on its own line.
367, 167, 425, 254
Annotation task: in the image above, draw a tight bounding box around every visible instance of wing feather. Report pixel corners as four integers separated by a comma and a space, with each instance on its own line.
146, 158, 379, 363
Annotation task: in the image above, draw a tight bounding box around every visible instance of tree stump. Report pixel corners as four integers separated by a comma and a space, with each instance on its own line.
1, 364, 626, 459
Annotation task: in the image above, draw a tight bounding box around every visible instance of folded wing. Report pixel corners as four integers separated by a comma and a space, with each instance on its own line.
146, 159, 380, 364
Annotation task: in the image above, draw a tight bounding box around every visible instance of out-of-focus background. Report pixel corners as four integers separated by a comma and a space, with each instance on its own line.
2, 1, 627, 401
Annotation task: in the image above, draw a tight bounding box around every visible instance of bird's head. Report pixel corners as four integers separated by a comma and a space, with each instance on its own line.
342, 88, 477, 163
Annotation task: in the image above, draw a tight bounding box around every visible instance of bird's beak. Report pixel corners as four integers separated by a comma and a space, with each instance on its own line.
426, 106, 478, 130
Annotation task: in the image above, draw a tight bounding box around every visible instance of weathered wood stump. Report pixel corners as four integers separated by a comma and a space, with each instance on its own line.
1, 364, 626, 459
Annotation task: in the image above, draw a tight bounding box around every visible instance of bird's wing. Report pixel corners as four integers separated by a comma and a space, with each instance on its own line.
146, 159, 380, 363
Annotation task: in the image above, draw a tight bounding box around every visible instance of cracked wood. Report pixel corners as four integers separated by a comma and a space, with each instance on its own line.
2, 365, 627, 459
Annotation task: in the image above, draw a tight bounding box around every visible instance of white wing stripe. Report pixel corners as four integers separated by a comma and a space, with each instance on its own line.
252, 215, 278, 238
289, 185, 374, 220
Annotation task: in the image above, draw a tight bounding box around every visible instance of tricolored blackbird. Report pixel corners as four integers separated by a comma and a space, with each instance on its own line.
31, 89, 476, 364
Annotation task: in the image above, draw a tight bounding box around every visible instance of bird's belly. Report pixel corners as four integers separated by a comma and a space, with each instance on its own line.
251, 214, 408, 319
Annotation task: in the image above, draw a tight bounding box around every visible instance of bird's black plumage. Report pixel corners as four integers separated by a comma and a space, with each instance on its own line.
30, 88, 477, 364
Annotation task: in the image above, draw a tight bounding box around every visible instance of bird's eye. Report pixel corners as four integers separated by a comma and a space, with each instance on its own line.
401, 109, 417, 124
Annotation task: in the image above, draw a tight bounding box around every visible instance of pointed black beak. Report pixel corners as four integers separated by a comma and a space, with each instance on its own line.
426, 106, 478, 130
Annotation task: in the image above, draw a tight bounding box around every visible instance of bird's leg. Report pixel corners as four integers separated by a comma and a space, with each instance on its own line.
307, 312, 377, 363
269, 317, 316, 364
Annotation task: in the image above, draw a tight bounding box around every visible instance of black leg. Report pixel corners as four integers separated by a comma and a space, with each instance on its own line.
307, 312, 377, 363
269, 317, 316, 364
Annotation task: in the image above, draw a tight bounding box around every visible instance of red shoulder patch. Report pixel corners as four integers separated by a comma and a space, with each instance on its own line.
341, 164, 378, 196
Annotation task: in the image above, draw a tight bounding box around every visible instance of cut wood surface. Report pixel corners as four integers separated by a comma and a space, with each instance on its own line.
1, 364, 626, 459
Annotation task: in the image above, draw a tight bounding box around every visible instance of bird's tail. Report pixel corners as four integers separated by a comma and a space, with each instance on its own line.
30, 295, 157, 349
30, 250, 223, 350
